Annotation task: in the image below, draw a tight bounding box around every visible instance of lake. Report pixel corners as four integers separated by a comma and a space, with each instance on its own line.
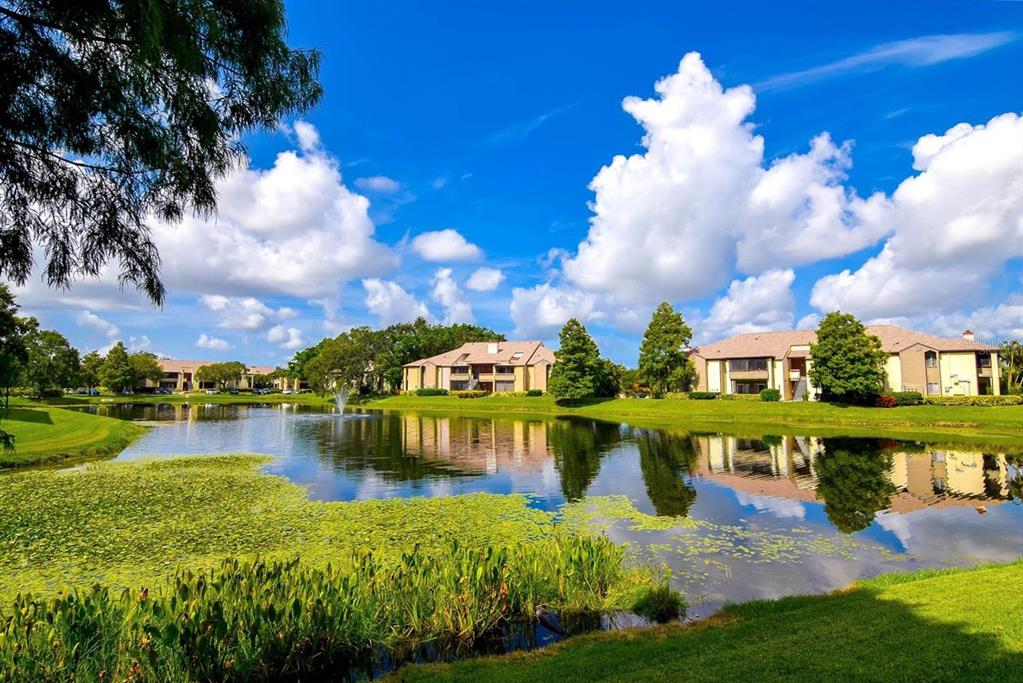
76, 402, 1022, 618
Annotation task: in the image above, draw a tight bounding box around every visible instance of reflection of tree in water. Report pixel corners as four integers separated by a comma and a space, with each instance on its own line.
635, 429, 698, 517
1006, 454, 1023, 504
548, 419, 623, 501
815, 438, 896, 534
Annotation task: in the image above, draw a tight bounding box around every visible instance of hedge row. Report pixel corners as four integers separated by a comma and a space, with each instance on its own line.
923, 395, 1022, 406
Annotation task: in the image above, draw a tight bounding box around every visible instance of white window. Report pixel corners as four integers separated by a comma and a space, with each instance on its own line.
927, 382, 939, 395
925, 351, 937, 368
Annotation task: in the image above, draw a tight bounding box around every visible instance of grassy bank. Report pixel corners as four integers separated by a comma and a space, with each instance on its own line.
367, 396, 1023, 446
394, 560, 1023, 682
0, 400, 145, 468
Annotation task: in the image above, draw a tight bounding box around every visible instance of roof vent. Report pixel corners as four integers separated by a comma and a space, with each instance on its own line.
487, 342, 500, 354
962, 330, 975, 341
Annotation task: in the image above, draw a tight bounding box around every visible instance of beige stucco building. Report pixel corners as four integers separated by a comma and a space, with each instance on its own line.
140, 359, 280, 392
691, 326, 998, 400
401, 341, 555, 393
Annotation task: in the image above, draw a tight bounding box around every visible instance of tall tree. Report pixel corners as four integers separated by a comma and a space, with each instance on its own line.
0, 0, 321, 304
129, 351, 164, 386
809, 312, 888, 403
100, 342, 135, 393
22, 328, 80, 395
0, 284, 28, 449
999, 339, 1022, 393
195, 361, 246, 389
548, 319, 603, 403
79, 350, 104, 389
638, 302, 693, 396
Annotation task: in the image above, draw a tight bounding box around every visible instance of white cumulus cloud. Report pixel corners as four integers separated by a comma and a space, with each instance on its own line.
431, 268, 474, 324
196, 334, 232, 350
466, 267, 505, 292
700, 269, 796, 342
510, 283, 600, 339
267, 325, 305, 350
362, 279, 434, 326
354, 175, 401, 193
75, 310, 119, 338
411, 229, 482, 262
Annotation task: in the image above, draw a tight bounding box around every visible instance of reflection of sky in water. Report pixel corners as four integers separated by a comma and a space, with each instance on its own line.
107, 403, 1023, 615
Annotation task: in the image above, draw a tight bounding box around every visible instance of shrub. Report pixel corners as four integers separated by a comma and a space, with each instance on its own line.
525, 389, 543, 397
875, 394, 897, 408
416, 387, 448, 396
721, 393, 760, 401
759, 388, 781, 402
632, 579, 686, 624
923, 395, 1023, 406
891, 391, 923, 406
687, 391, 719, 400
452, 390, 489, 399
663, 392, 690, 400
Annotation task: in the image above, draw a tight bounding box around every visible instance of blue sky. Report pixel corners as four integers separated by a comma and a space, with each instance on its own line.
12, 1, 1023, 366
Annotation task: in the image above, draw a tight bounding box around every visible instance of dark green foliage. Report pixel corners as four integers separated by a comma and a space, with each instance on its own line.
1000, 339, 1022, 394
809, 312, 889, 403
638, 302, 694, 396
525, 389, 543, 397
548, 420, 623, 501
21, 327, 79, 395
99, 342, 135, 393
924, 395, 1022, 406
815, 438, 896, 533
891, 391, 923, 406
416, 387, 448, 396
0, 284, 27, 449
593, 358, 623, 398
687, 391, 719, 400
759, 388, 781, 402
632, 578, 686, 624
129, 351, 163, 384
0, 0, 322, 304
548, 319, 603, 403
78, 350, 104, 389
635, 430, 697, 517
195, 360, 247, 389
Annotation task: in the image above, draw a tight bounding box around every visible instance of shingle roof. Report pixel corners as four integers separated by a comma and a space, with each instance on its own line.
404, 341, 555, 368
691, 324, 994, 360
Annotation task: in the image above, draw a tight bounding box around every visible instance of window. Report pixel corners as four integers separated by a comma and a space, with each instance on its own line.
451, 380, 470, 391
496, 366, 515, 374
925, 351, 937, 368
926, 382, 939, 395
734, 381, 767, 394
729, 358, 768, 372
977, 353, 991, 368
494, 381, 515, 392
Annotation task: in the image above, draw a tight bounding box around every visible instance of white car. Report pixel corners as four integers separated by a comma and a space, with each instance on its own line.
205, 389, 220, 395
282, 389, 294, 395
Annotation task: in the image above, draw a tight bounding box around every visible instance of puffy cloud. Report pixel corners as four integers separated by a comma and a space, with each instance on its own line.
700, 269, 796, 342
510, 283, 600, 338
465, 267, 505, 292
362, 279, 434, 326
811, 113, 1023, 319
291, 120, 321, 152
196, 334, 232, 350
411, 229, 482, 262
561, 52, 883, 306
267, 325, 305, 350
75, 310, 119, 338
354, 175, 401, 193
886, 295, 1023, 342
148, 122, 396, 299
431, 268, 474, 324
199, 295, 300, 331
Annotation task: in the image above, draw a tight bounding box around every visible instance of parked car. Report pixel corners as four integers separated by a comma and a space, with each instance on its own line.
88, 388, 100, 396
282, 389, 294, 395
121, 389, 134, 395
228, 388, 239, 395
75, 388, 87, 395
205, 389, 220, 395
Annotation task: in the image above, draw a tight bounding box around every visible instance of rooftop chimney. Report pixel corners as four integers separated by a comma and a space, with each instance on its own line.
487, 342, 500, 354
962, 330, 975, 341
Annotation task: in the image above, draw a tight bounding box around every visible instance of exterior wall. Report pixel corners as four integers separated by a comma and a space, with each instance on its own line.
884, 354, 903, 392
940, 352, 979, 396
693, 356, 708, 392
706, 360, 722, 393
440, 366, 451, 390
804, 359, 818, 400
514, 366, 528, 391
772, 360, 784, 393
531, 362, 550, 392
991, 352, 1001, 395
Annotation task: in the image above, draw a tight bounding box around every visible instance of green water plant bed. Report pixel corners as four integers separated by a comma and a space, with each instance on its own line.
393, 560, 1023, 682
0, 401, 145, 468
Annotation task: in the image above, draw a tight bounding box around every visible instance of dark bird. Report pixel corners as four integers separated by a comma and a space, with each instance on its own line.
536, 605, 567, 637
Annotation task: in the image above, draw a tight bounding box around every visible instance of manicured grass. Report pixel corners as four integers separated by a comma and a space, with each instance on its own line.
392, 560, 1023, 682
367, 395, 1023, 447
0, 399, 145, 468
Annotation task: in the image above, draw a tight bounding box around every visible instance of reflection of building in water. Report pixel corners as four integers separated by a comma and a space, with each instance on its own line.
399, 414, 551, 475
694, 435, 1010, 511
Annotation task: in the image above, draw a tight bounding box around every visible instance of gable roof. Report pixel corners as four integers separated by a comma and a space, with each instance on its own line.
691, 325, 994, 360
404, 341, 555, 368
157, 359, 274, 375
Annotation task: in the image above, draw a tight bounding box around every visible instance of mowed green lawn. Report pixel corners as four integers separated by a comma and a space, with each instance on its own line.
393, 560, 1023, 683
0, 400, 145, 468
369, 396, 1023, 446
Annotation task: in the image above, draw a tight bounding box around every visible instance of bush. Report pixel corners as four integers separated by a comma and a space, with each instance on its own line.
415, 387, 448, 396
759, 388, 781, 402
875, 394, 897, 408
687, 391, 719, 400
452, 390, 489, 399
721, 393, 760, 401
525, 389, 543, 397
632, 580, 686, 624
663, 392, 690, 400
891, 391, 923, 406
923, 395, 1023, 406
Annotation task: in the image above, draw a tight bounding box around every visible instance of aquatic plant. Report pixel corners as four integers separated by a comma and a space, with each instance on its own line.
632, 571, 687, 623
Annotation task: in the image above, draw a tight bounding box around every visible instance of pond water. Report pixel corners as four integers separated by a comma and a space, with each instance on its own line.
77, 402, 1022, 618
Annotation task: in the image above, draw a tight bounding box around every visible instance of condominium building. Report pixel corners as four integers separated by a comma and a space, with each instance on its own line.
691, 326, 999, 400
141, 359, 279, 392
401, 341, 555, 393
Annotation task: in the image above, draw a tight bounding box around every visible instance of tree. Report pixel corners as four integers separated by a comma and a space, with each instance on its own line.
100, 342, 136, 393
638, 302, 693, 396
22, 328, 80, 395
814, 438, 895, 533
129, 352, 164, 385
0, 0, 322, 304
809, 312, 888, 403
79, 351, 104, 389
0, 284, 28, 450
636, 430, 698, 517
999, 339, 1022, 394
548, 319, 603, 403
593, 359, 623, 398
195, 361, 246, 389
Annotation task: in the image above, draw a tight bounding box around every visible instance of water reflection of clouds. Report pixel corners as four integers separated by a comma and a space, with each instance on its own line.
732, 491, 807, 520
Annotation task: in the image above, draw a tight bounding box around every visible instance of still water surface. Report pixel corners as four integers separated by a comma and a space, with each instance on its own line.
81, 402, 1022, 617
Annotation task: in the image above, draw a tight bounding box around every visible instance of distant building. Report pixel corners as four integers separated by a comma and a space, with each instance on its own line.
141, 359, 284, 392
401, 341, 555, 393
691, 326, 998, 400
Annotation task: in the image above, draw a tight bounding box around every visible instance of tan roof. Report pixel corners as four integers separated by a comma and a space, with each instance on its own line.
404, 341, 555, 368
158, 359, 273, 375
692, 324, 994, 360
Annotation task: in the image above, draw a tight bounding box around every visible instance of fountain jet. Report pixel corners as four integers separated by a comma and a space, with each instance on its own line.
333, 387, 350, 414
